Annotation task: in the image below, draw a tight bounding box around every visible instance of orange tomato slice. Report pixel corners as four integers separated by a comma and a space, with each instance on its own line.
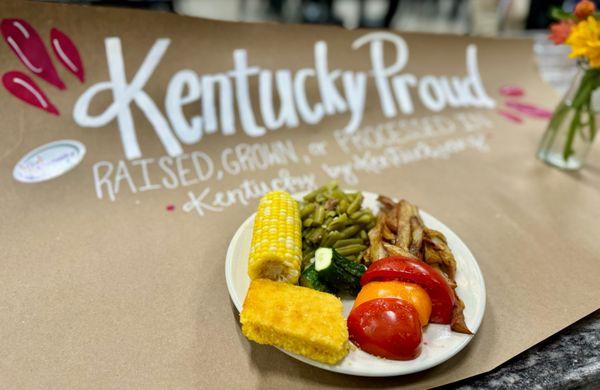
353, 281, 432, 326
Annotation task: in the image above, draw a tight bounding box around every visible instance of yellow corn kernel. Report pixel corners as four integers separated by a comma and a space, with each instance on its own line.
248, 191, 302, 284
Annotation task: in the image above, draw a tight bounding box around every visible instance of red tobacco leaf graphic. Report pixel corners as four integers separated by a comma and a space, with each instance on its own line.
499, 86, 524, 97
497, 109, 522, 123
2, 71, 59, 115
1, 18, 65, 89
50, 28, 84, 82
505, 101, 552, 119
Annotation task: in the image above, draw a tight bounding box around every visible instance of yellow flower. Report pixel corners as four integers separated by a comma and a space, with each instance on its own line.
566, 16, 600, 67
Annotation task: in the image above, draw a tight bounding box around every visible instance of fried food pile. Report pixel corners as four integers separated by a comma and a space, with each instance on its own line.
364, 195, 472, 334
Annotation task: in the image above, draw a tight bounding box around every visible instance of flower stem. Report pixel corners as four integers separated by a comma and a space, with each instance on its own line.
563, 105, 582, 161
589, 106, 597, 141
541, 103, 569, 152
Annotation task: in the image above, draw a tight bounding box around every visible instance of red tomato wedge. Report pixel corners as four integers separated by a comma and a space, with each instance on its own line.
353, 281, 432, 326
347, 298, 422, 360
360, 256, 456, 324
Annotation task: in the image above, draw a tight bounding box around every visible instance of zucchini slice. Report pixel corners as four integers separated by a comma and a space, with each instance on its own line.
315, 248, 334, 272
314, 247, 366, 296
300, 263, 330, 292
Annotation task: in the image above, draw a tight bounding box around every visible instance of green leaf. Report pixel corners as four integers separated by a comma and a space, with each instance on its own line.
550, 7, 576, 21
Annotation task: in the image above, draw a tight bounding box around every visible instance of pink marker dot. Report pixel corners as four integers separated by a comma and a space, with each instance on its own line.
166, 204, 175, 212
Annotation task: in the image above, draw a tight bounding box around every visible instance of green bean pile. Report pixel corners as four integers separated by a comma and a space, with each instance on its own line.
300, 182, 376, 268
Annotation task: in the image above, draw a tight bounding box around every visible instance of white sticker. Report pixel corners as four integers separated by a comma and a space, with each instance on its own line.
13, 140, 86, 183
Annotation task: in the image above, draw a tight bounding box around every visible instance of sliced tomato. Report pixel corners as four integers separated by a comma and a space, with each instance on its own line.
360, 256, 455, 324
353, 281, 432, 326
347, 298, 422, 360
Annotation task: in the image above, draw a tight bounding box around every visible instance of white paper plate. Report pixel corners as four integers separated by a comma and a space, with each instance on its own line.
225, 191, 486, 377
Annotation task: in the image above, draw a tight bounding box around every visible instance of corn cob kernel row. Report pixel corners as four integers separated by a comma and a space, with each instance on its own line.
248, 191, 302, 284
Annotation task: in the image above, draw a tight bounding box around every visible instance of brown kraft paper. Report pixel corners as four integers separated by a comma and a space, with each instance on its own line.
0, 1, 599, 388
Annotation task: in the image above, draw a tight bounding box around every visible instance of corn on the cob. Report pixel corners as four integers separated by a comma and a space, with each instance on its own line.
248, 191, 302, 284
241, 279, 349, 364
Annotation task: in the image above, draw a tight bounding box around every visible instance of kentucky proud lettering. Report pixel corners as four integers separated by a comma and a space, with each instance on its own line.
73, 32, 494, 160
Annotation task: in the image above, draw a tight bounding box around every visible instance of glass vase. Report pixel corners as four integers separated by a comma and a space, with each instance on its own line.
537, 62, 600, 170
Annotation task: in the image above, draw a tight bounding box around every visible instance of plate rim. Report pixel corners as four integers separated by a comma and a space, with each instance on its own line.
225, 191, 486, 377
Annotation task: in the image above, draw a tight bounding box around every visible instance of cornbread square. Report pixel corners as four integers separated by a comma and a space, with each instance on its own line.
240, 279, 349, 365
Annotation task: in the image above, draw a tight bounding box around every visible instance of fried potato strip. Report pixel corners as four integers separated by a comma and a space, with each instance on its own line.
366, 196, 472, 334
